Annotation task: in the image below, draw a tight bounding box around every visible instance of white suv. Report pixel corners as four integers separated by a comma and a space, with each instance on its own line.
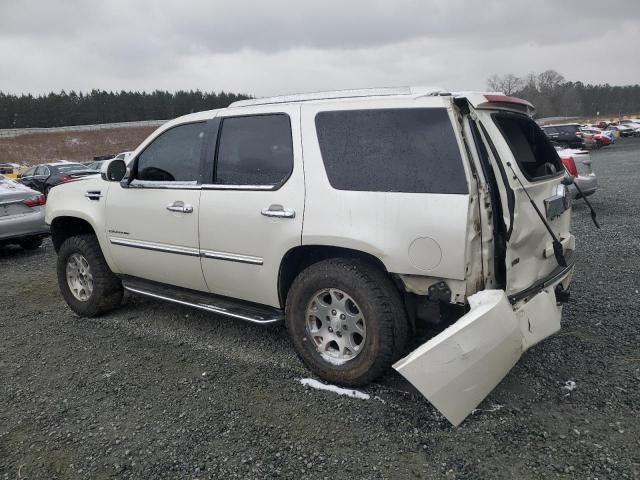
46, 87, 576, 425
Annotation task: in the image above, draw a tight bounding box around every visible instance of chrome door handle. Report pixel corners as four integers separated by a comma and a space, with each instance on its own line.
166, 202, 193, 214
261, 205, 295, 218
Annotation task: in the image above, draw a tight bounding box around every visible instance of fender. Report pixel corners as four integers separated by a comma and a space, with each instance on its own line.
46, 177, 120, 273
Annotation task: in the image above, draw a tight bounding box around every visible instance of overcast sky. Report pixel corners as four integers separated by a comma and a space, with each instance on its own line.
1, 0, 638, 97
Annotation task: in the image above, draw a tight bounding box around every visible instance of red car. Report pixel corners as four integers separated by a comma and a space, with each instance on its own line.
581, 128, 611, 147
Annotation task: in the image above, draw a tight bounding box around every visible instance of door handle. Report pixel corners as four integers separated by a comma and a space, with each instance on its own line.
166, 201, 193, 214
261, 205, 295, 218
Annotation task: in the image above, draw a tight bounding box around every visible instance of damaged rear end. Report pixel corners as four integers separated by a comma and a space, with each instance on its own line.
394, 92, 575, 426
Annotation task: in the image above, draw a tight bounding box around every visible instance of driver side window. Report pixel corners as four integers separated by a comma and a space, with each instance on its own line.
136, 122, 206, 183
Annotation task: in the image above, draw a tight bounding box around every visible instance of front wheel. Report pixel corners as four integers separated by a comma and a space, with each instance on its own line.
285, 258, 407, 387
57, 234, 123, 317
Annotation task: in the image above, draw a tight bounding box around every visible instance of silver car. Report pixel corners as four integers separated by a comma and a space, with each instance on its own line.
0, 174, 49, 249
555, 147, 597, 198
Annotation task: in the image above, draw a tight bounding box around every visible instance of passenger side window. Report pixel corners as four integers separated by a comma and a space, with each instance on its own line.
23, 167, 36, 177
136, 122, 206, 183
35, 166, 48, 176
215, 114, 293, 186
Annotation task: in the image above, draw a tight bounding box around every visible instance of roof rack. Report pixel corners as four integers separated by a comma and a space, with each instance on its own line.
229, 86, 447, 108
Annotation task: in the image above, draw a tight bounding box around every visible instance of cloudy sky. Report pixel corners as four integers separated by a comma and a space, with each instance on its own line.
1, 0, 638, 97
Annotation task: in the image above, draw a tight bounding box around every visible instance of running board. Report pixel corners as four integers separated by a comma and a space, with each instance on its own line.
120, 277, 283, 325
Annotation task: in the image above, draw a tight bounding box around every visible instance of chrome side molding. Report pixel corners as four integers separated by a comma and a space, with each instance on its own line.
109, 237, 264, 265
109, 237, 201, 257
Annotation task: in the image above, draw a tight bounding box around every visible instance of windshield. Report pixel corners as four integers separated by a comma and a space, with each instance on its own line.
87, 161, 103, 170
493, 113, 563, 181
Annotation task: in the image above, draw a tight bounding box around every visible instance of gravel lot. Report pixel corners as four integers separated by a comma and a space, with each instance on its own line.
1, 139, 639, 480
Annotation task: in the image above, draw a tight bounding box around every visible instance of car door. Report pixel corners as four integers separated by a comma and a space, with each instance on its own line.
19, 167, 37, 189
33, 166, 51, 193
198, 106, 304, 307
104, 121, 209, 291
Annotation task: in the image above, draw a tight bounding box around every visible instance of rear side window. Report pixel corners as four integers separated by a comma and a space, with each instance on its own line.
315, 108, 468, 194
559, 125, 579, 134
215, 114, 293, 186
493, 114, 562, 180
136, 122, 206, 182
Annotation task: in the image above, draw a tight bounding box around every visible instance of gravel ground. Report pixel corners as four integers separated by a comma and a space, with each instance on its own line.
1, 139, 639, 480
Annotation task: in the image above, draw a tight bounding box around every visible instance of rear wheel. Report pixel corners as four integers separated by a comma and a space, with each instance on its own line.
57, 234, 123, 317
19, 237, 43, 250
285, 258, 407, 387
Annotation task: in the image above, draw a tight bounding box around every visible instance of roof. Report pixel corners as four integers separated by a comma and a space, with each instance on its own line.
229, 86, 448, 108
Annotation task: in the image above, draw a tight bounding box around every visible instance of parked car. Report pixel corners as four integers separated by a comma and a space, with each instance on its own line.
619, 121, 640, 137
46, 87, 576, 426
541, 123, 585, 148
555, 147, 597, 198
580, 127, 611, 147
86, 152, 134, 172
18, 162, 97, 195
0, 174, 49, 249
0, 163, 24, 180
607, 124, 634, 137
86, 160, 106, 172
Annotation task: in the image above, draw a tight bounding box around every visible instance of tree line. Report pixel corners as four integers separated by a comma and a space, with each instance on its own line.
0, 90, 251, 129
487, 70, 640, 119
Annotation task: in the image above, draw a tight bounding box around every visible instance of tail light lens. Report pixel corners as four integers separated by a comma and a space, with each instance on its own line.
61, 175, 72, 182
23, 194, 47, 208
561, 156, 578, 177
575, 132, 582, 137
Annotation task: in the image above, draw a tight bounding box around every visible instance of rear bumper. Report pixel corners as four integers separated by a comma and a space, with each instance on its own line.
394, 262, 574, 426
0, 209, 49, 242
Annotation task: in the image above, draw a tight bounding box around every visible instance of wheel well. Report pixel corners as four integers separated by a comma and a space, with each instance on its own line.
278, 245, 389, 307
50, 217, 96, 252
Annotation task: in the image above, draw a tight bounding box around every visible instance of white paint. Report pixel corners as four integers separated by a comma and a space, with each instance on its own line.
394, 284, 565, 426
298, 378, 370, 400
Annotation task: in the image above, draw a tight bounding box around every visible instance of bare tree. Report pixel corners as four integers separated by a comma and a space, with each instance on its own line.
486, 74, 524, 95
536, 70, 565, 92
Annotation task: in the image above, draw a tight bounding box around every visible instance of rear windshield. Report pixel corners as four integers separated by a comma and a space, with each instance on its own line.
56, 164, 87, 173
558, 125, 579, 134
493, 114, 563, 180
315, 108, 468, 194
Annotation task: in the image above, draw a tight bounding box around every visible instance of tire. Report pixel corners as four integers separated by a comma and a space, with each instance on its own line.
19, 237, 43, 250
285, 258, 408, 387
57, 234, 123, 317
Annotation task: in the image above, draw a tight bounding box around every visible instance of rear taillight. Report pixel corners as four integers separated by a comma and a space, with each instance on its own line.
561, 156, 578, 177
576, 132, 582, 137
23, 195, 46, 208
61, 175, 72, 182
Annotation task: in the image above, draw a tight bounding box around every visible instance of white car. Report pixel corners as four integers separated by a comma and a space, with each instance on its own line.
555, 147, 597, 198
46, 87, 576, 425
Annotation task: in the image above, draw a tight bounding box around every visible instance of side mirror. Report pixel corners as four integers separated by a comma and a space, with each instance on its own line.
101, 159, 127, 182
16, 174, 22, 179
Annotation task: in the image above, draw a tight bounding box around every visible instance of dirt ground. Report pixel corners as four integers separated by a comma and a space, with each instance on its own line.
0, 126, 156, 166
1, 140, 639, 479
